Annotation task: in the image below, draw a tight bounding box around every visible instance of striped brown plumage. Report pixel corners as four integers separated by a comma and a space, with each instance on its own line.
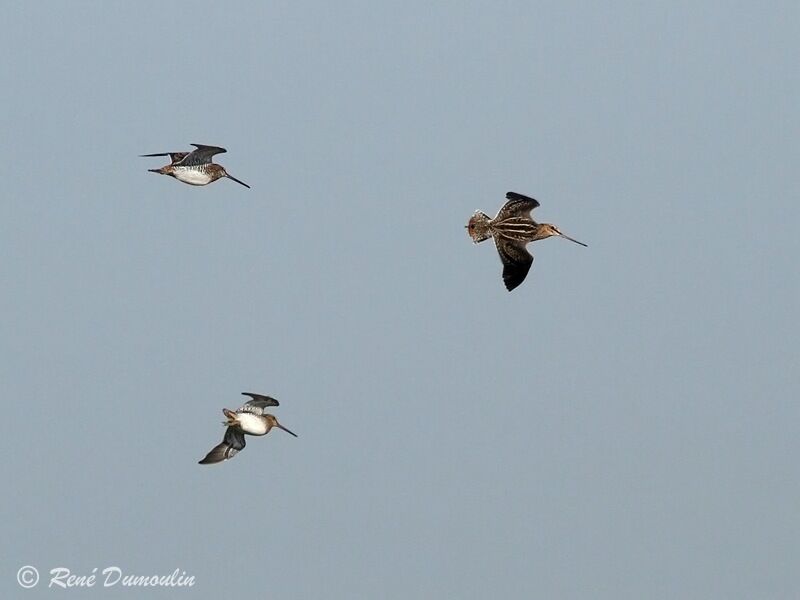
467, 191, 587, 291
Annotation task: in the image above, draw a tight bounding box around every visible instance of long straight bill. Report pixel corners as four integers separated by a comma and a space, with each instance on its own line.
276, 423, 298, 437
226, 174, 251, 189
559, 232, 587, 247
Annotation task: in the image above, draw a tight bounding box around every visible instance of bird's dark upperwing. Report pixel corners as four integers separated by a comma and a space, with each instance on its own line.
167, 152, 189, 164
495, 237, 534, 292
140, 151, 190, 165
497, 191, 540, 220
239, 392, 280, 415
178, 144, 228, 166
198, 427, 246, 465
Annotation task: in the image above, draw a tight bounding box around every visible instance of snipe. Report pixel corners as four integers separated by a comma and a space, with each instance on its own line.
199, 393, 297, 465
467, 191, 586, 291
142, 144, 250, 188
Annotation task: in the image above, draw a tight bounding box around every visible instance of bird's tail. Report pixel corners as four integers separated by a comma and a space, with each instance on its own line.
467, 211, 493, 243
222, 408, 238, 427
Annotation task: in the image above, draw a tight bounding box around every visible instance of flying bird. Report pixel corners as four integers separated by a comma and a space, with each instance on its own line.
142, 144, 250, 188
466, 191, 587, 291
198, 393, 297, 465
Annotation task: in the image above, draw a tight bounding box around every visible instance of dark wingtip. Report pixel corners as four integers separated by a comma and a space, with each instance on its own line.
505, 191, 539, 203
502, 271, 526, 292
198, 452, 223, 465
241, 392, 279, 406
191, 143, 227, 153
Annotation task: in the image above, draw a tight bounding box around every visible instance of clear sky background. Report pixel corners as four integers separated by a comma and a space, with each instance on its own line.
2, 2, 798, 598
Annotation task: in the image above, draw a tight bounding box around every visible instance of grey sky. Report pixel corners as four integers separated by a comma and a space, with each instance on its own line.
2, 2, 799, 598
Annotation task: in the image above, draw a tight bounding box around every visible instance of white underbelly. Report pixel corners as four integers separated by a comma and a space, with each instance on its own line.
236, 413, 268, 435
174, 168, 212, 186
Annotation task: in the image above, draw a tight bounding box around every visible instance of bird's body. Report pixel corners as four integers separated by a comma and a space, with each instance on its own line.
233, 411, 270, 435
142, 144, 250, 189
467, 191, 587, 291
168, 164, 222, 186
198, 392, 297, 465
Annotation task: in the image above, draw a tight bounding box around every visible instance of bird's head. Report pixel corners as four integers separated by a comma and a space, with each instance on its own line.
540, 223, 587, 247
265, 414, 298, 437
219, 167, 251, 189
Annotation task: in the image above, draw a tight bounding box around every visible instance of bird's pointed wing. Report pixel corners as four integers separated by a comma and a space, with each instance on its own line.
167, 152, 189, 164
239, 392, 280, 415
140, 151, 190, 165
497, 192, 540, 220
178, 144, 228, 166
495, 237, 534, 292
198, 427, 246, 465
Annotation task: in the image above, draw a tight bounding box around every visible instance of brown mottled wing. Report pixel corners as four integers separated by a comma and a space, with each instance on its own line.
497, 192, 540, 220
198, 427, 246, 465
239, 392, 280, 415
168, 152, 189, 164
140, 151, 189, 164
178, 144, 228, 166
495, 237, 533, 292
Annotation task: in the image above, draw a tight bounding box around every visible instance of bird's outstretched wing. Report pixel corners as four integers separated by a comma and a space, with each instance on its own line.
198, 427, 246, 465
140, 151, 190, 165
495, 237, 534, 292
178, 144, 228, 166
238, 392, 280, 415
497, 191, 540, 220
